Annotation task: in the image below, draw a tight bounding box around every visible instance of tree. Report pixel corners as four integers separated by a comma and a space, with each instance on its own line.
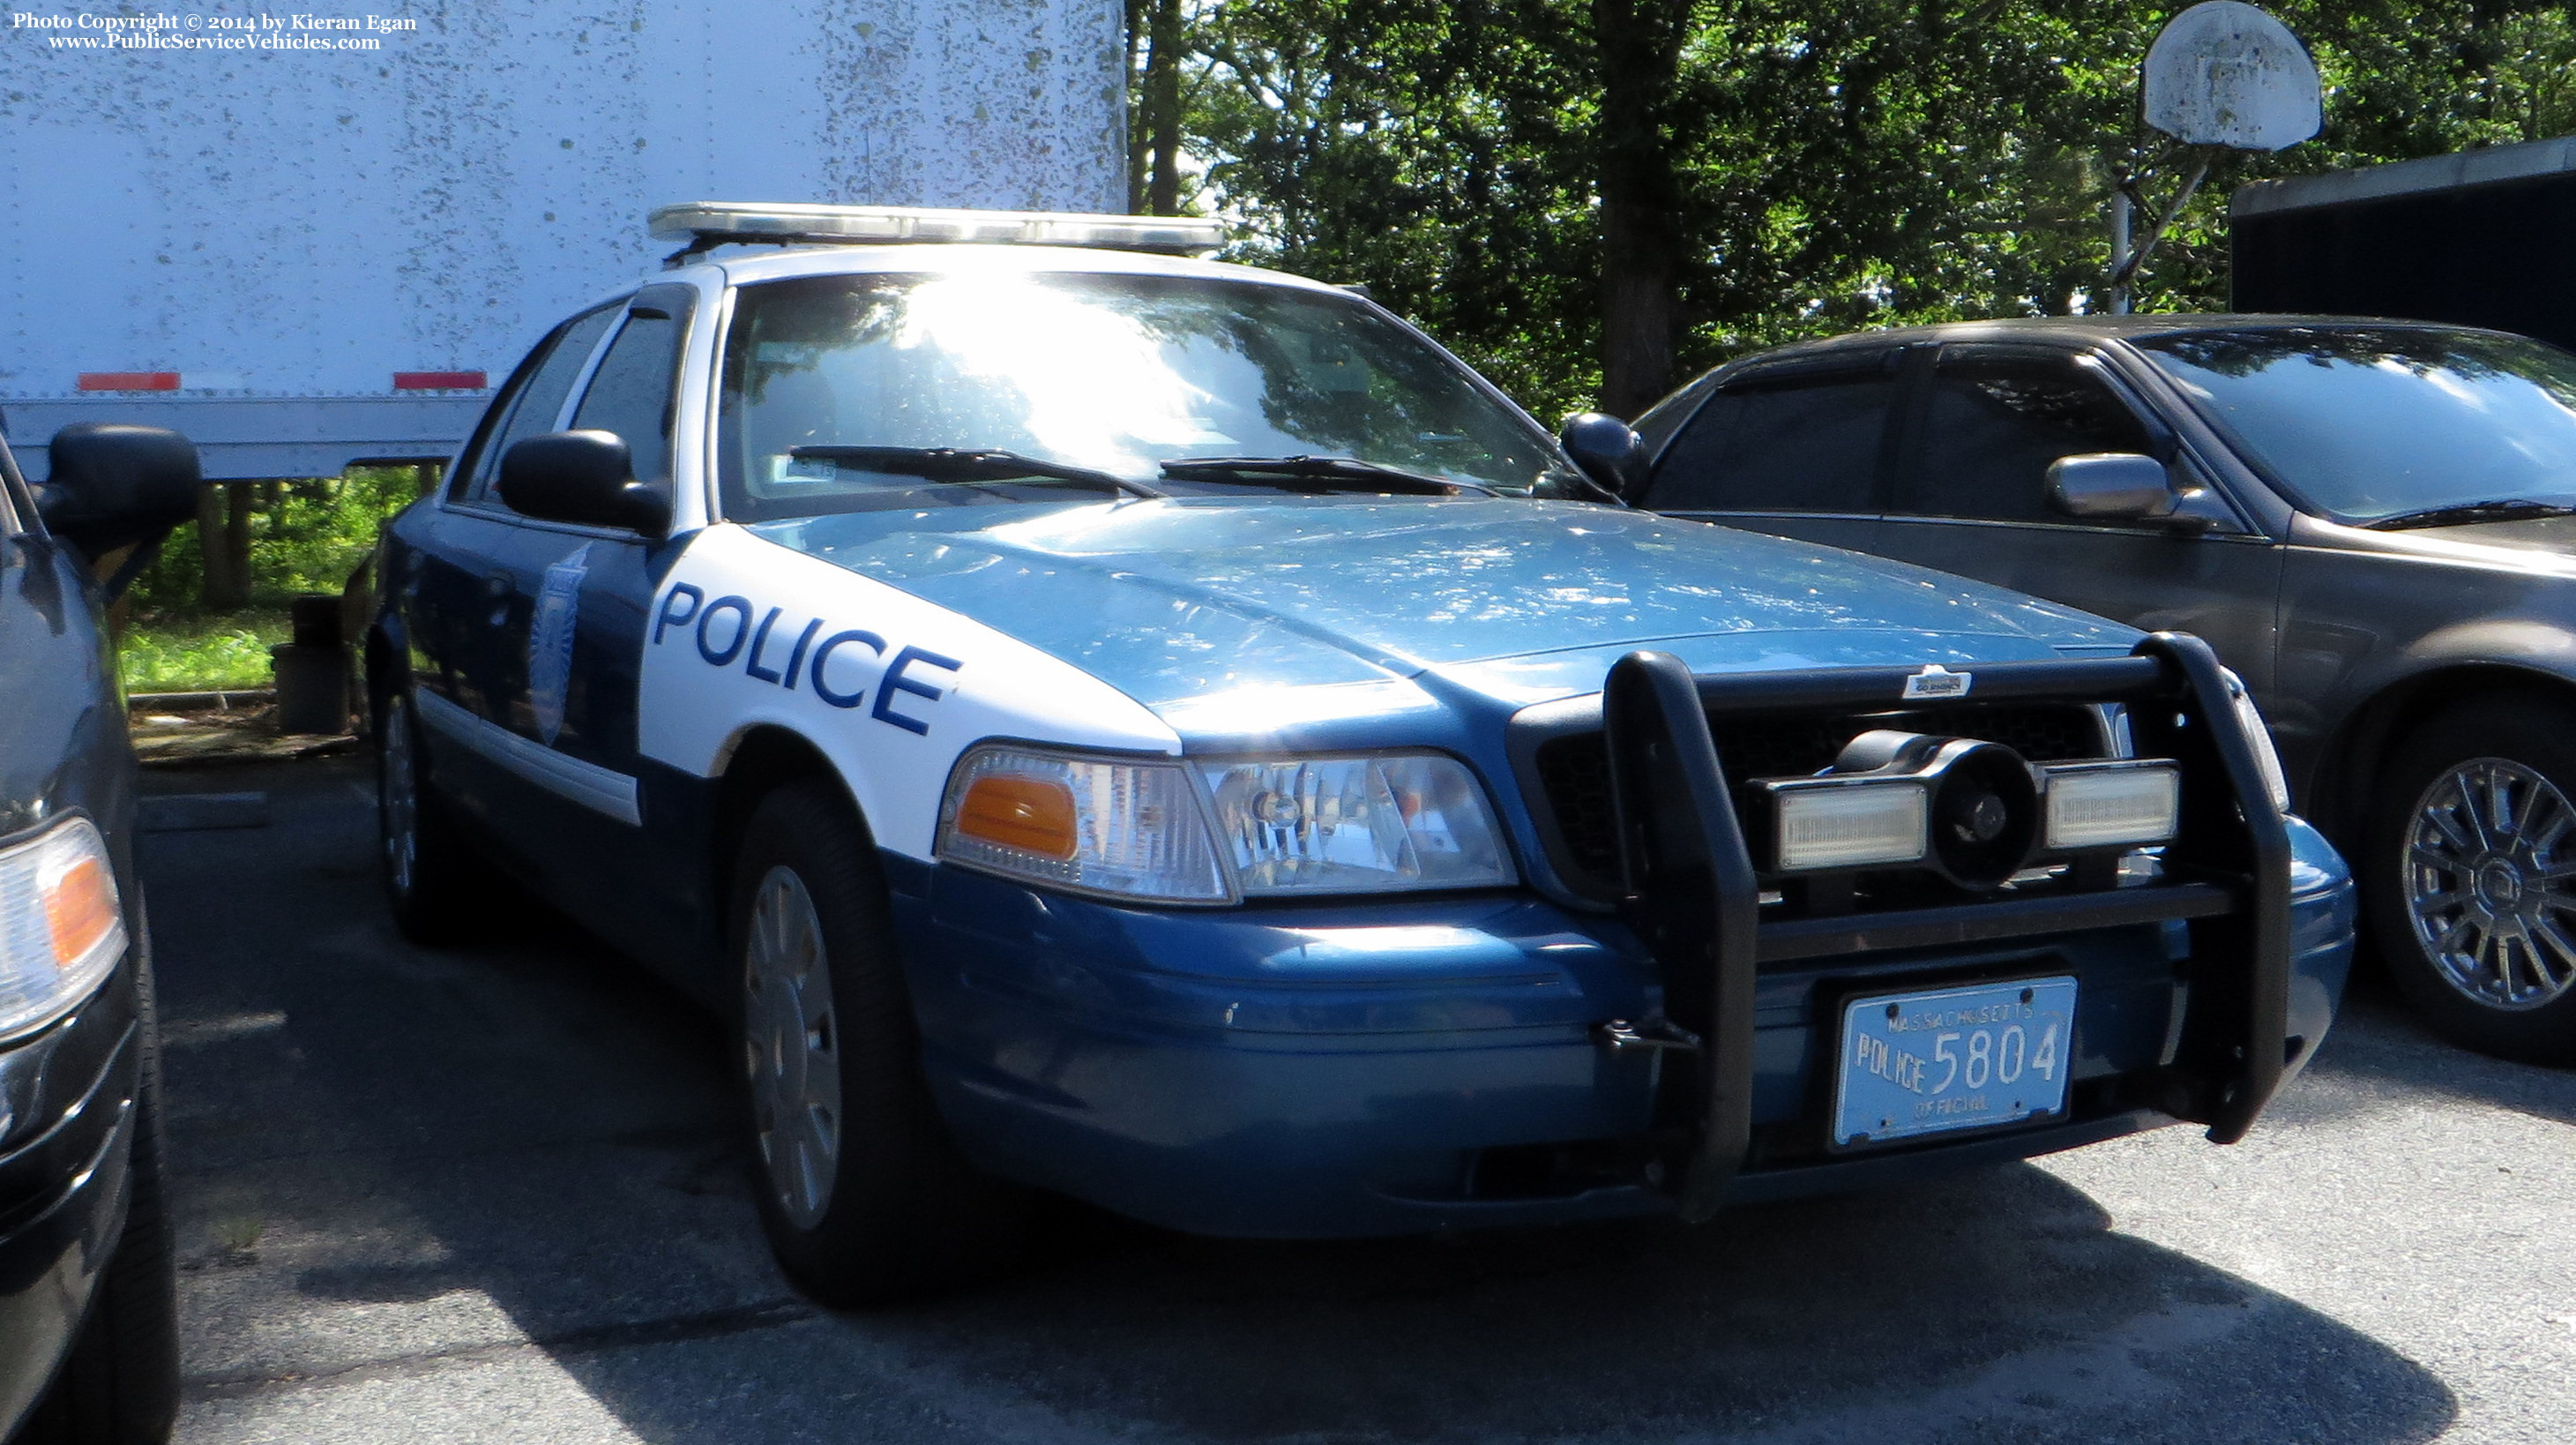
1160, 0, 2576, 419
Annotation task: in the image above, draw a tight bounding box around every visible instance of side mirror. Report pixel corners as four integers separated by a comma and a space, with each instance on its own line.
2047, 453, 2179, 522
36, 423, 201, 558
498, 431, 669, 535
1558, 412, 1646, 498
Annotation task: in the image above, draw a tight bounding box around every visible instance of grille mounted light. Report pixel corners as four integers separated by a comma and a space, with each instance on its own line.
2042, 761, 2180, 850
1768, 778, 1930, 871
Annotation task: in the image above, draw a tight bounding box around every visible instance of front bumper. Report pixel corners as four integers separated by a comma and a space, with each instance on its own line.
900, 816, 2352, 1239
0, 977, 140, 1433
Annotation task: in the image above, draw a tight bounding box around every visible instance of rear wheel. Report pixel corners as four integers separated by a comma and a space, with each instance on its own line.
18, 955, 179, 1445
375, 689, 491, 944
733, 782, 1027, 1305
2365, 699, 2576, 1064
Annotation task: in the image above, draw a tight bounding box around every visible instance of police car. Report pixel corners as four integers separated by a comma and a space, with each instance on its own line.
368, 203, 2356, 1304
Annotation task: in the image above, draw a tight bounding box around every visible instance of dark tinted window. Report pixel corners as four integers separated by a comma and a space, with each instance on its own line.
457, 304, 621, 505
1910, 356, 2153, 522
1632, 370, 1722, 460
2138, 326, 2576, 524
1646, 373, 1893, 513
571, 311, 684, 487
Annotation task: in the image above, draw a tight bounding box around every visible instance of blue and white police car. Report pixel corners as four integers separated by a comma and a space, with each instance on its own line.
368, 203, 2356, 1304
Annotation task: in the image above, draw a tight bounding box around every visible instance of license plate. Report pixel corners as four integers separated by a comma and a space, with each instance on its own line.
1833, 976, 2078, 1147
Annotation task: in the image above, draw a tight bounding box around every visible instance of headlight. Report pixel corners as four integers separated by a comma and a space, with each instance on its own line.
1197, 753, 1513, 895
2221, 670, 2292, 813
0, 817, 126, 1039
1769, 779, 1929, 871
937, 745, 1231, 902
936, 745, 1515, 902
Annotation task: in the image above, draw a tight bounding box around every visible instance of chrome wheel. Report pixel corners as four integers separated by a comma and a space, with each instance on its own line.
2403, 757, 2576, 1011
380, 695, 418, 895
744, 865, 841, 1228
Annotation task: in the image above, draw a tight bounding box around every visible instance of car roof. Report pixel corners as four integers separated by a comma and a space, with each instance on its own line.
1724, 313, 2515, 368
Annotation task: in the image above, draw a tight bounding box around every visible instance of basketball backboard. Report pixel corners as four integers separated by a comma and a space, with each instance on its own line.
2144, 2, 2321, 152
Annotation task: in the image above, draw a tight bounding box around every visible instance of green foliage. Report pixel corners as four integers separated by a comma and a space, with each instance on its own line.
129, 464, 422, 614
119, 610, 288, 693
1167, 1, 2576, 414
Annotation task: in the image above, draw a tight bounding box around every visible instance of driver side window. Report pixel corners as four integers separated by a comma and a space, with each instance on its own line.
453, 303, 623, 507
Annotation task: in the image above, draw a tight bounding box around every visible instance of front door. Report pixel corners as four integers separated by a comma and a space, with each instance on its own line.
467, 285, 698, 962
1869, 344, 2283, 693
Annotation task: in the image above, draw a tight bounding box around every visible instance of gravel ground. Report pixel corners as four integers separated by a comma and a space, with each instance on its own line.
144, 758, 2573, 1445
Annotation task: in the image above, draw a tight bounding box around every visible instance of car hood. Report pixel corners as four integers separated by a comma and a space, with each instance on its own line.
750, 497, 2134, 712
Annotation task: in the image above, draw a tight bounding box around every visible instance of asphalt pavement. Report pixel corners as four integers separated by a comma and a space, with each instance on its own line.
141, 756, 2573, 1444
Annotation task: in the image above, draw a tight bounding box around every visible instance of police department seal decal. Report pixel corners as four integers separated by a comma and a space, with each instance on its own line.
529, 544, 591, 745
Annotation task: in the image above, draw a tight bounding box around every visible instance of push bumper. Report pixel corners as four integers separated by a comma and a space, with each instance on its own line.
901, 820, 2351, 1239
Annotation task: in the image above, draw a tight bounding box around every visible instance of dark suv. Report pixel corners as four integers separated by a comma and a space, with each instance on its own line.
1636, 316, 2576, 1064
0, 422, 197, 1442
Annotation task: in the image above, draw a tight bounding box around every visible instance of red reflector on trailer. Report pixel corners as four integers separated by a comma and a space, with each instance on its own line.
392, 371, 487, 391
77, 372, 180, 392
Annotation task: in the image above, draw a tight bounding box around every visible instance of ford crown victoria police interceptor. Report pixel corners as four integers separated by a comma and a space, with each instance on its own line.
367, 204, 2356, 1304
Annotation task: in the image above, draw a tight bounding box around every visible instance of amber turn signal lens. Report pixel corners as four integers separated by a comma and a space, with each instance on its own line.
42, 856, 117, 968
955, 775, 1079, 860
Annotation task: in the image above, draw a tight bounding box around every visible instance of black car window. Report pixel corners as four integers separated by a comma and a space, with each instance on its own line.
1632, 370, 1723, 461
456, 303, 621, 505
1909, 354, 2154, 523
1644, 371, 1894, 513
570, 309, 687, 488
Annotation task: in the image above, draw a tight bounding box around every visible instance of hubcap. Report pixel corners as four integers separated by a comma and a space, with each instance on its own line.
380, 697, 418, 895
743, 865, 841, 1228
2403, 757, 2576, 1011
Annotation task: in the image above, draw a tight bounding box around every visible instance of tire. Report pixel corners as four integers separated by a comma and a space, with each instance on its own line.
375, 688, 493, 945
2364, 697, 2576, 1065
732, 781, 1028, 1306
17, 955, 180, 1445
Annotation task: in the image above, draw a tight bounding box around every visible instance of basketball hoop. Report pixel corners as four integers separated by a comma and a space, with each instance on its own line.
2109, 3, 2321, 312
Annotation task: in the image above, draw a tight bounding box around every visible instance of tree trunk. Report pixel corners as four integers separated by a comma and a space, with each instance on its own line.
1593, 0, 1690, 420
1124, 0, 1149, 212
1144, 0, 1184, 214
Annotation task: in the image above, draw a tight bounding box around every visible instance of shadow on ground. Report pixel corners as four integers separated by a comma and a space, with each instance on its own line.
146, 759, 2457, 1445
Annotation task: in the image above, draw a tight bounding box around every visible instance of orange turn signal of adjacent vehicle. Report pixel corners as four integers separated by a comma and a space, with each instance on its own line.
0, 816, 126, 1040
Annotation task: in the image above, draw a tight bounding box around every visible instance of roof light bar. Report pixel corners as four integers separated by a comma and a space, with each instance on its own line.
647, 202, 1227, 257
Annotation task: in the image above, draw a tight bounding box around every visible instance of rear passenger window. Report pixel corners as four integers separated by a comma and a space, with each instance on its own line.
456, 303, 621, 505
1909, 355, 2154, 522
1645, 372, 1894, 513
571, 310, 686, 487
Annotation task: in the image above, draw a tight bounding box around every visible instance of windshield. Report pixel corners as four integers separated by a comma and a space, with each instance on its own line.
2136, 326, 2576, 525
718, 270, 1571, 520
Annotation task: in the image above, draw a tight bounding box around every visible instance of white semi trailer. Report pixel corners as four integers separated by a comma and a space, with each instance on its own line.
0, 0, 1127, 480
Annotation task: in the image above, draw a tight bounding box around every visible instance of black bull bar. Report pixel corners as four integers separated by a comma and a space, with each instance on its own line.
1600, 633, 2291, 1221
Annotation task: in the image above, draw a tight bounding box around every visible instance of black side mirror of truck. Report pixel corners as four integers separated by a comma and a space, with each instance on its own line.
37, 423, 202, 564
498, 431, 670, 536
1558, 412, 1647, 499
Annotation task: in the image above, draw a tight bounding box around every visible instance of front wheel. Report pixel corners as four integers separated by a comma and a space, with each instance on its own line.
733, 782, 1027, 1305
2364, 699, 2576, 1064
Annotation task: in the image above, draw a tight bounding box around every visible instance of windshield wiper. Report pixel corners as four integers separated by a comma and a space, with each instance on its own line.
2363, 498, 2576, 530
1158, 454, 1497, 497
788, 445, 1166, 499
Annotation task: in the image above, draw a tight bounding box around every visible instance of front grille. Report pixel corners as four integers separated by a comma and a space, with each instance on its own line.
1533, 703, 2107, 894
